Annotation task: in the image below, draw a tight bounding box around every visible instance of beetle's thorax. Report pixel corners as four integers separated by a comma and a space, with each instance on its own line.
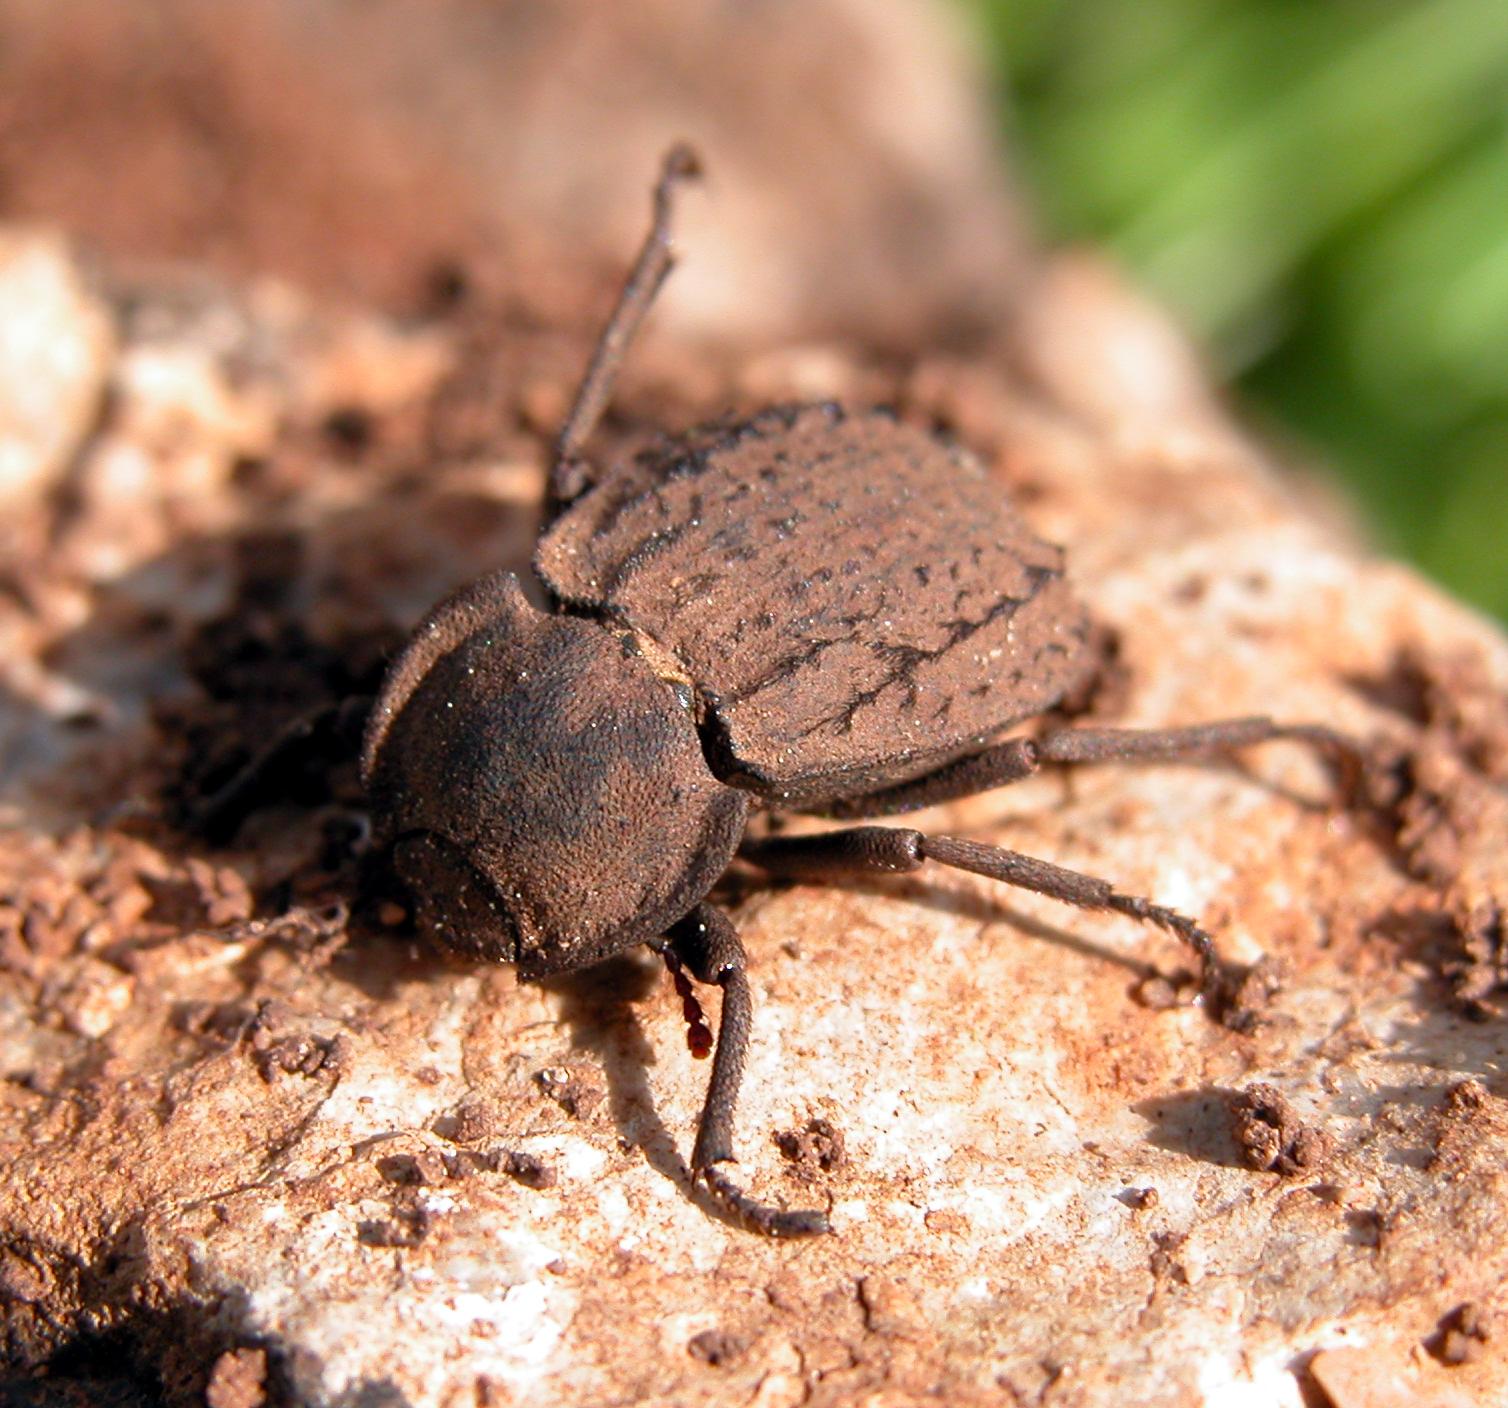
362, 571, 748, 977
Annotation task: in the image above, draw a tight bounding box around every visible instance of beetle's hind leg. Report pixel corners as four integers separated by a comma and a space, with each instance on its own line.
830, 717, 1365, 819
662, 903, 831, 1237
1036, 718, 1364, 798
742, 827, 1242, 1023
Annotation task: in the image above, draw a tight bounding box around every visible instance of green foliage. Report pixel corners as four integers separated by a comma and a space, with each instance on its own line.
967, 0, 1508, 621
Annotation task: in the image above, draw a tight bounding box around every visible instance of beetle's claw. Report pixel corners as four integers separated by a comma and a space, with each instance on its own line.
700, 1163, 831, 1238
662, 141, 703, 184
1196, 960, 1239, 1025
1208, 953, 1284, 1034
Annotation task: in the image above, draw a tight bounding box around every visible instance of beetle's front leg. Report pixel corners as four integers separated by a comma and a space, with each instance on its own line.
665, 903, 831, 1237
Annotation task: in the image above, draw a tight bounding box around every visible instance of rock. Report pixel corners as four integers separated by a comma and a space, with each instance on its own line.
0, 232, 112, 504
2, 4, 1508, 1407
0, 0, 1025, 346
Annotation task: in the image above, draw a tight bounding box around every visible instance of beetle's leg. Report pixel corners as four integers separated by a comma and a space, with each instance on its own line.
829, 737, 1040, 818
742, 827, 1236, 1019
828, 717, 1363, 819
550, 143, 702, 511
188, 694, 372, 844
666, 903, 831, 1237
1036, 718, 1362, 796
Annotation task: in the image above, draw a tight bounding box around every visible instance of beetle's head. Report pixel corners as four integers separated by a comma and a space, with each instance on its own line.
361, 572, 747, 978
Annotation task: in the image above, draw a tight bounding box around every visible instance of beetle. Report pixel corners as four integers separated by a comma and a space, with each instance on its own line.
206, 145, 1359, 1237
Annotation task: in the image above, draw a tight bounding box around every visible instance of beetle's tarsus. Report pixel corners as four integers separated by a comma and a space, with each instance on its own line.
1276, 723, 1371, 808
1103, 892, 1220, 989
700, 1163, 831, 1238
666, 903, 833, 1236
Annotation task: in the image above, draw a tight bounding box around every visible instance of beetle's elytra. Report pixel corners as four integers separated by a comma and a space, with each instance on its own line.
211, 145, 1359, 1236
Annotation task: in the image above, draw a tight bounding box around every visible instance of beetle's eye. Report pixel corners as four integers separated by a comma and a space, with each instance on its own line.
389, 831, 521, 965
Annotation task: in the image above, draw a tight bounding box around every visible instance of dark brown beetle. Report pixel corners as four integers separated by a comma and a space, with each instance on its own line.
210, 146, 1358, 1236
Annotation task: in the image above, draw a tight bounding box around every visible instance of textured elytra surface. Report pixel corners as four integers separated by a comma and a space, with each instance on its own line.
537, 405, 1089, 804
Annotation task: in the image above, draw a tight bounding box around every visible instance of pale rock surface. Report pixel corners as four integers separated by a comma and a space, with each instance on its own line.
0, 230, 1505, 1408
0, 231, 112, 503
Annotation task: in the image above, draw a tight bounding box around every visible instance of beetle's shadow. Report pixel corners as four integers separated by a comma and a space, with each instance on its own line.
542, 878, 1162, 1229
540, 952, 734, 1228
921, 877, 1164, 979
1132, 1086, 1250, 1168
10, 458, 543, 813
752, 867, 1163, 983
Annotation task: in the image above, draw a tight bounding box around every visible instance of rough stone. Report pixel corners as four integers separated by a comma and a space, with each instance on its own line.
0, 231, 112, 504
2, 5, 1508, 1407
0, 0, 1024, 348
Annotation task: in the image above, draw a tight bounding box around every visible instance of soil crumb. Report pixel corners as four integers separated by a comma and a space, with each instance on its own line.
1230, 1082, 1334, 1176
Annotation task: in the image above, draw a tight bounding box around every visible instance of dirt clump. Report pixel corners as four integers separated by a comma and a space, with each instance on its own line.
1230, 1082, 1335, 1176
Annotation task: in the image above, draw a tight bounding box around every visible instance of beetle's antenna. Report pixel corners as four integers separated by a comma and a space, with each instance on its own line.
550, 142, 703, 508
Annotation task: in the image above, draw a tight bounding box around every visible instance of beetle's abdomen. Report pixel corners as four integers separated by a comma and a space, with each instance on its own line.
536, 405, 1092, 804
362, 572, 748, 976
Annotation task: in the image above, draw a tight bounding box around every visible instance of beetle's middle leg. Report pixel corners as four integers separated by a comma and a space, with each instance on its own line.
660, 903, 831, 1238
741, 826, 1238, 1020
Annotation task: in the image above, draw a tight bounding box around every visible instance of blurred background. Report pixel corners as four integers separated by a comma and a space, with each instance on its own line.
0, 0, 1501, 623
966, 0, 1508, 624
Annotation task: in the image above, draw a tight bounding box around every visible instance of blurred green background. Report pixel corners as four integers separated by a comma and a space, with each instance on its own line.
965, 0, 1508, 623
